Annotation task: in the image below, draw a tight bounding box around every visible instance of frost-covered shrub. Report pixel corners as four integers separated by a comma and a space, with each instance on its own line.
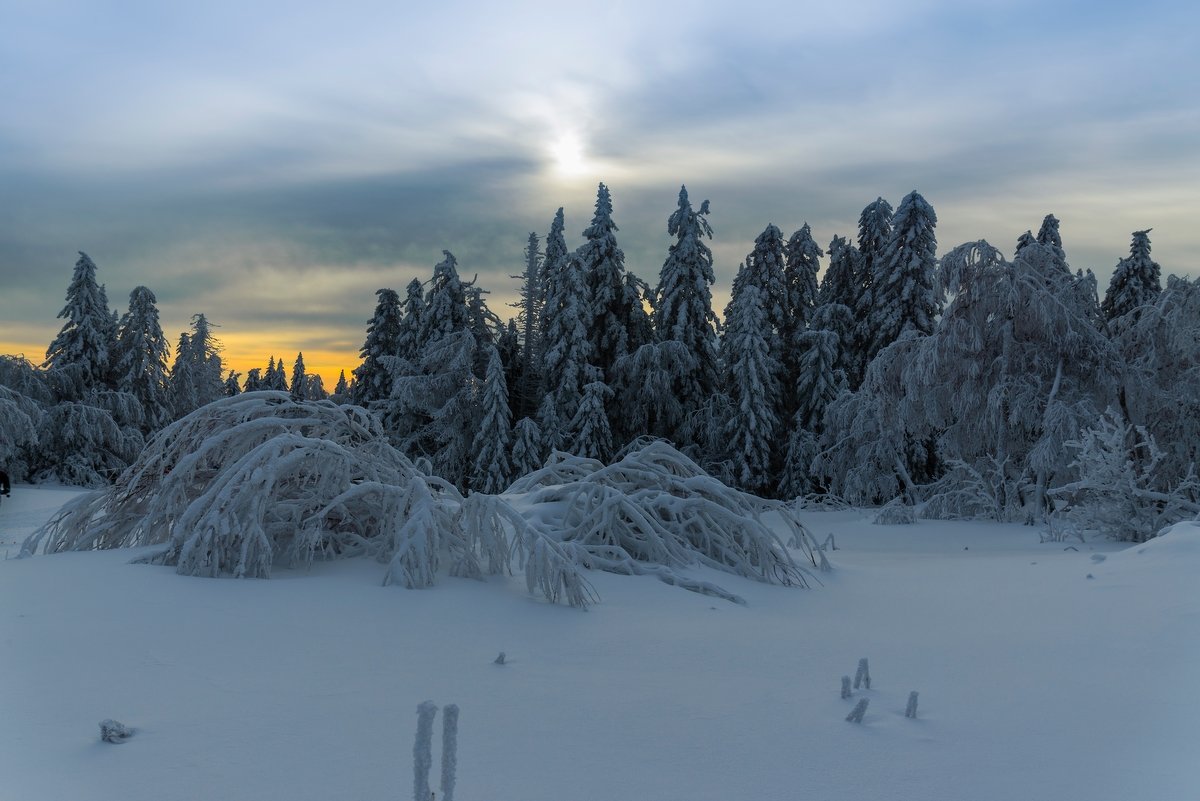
33, 401, 144, 487
853, 657, 871, 690
906, 691, 919, 719
873, 499, 915, 525
414, 701, 437, 801
845, 698, 869, 723
25, 395, 825, 607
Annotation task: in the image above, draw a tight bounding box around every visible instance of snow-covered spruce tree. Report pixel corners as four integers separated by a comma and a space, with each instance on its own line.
1053, 410, 1199, 542
470, 345, 512, 493
510, 232, 543, 420
783, 223, 823, 334
819, 235, 865, 310
303, 373, 327, 401
779, 329, 841, 499
33, 401, 143, 487
865, 190, 940, 365
578, 183, 650, 381
852, 198, 892, 384
738, 224, 790, 362
352, 288, 403, 407
397, 278, 426, 362
653, 186, 719, 438
44, 252, 117, 397
496, 318, 522, 418
24, 395, 823, 607
536, 394, 565, 455
0, 357, 48, 480
537, 207, 569, 345
908, 241, 1116, 521
243, 368, 263, 392
223, 372, 241, 396
169, 315, 224, 418
569, 380, 614, 462
541, 250, 593, 430
289, 352, 307, 401
815, 332, 924, 506
509, 416, 544, 479
113, 285, 171, 431
612, 341, 693, 443
332, 369, 349, 401
1101, 229, 1162, 325
722, 272, 782, 497
1035, 213, 1070, 276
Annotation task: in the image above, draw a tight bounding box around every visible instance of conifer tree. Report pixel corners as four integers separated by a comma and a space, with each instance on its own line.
333, 370, 349, 399
471, 345, 513, 493
784, 223, 823, 332
722, 266, 781, 496
818, 235, 863, 309
224, 372, 241, 396
569, 380, 614, 462
511, 232, 543, 417
865, 190, 940, 363
1035, 213, 1069, 274
268, 357, 288, 391
509, 416, 544, 478
536, 395, 565, 456
353, 288, 403, 407
1102, 229, 1162, 324
113, 285, 171, 431
169, 332, 197, 417
243, 368, 263, 392
421, 251, 471, 345
397, 279, 425, 362
541, 250, 593, 428
578, 183, 647, 378
856, 197, 893, 278
653, 186, 719, 431
44, 251, 117, 396
538, 208, 569, 342
290, 352, 306, 400
738, 224, 789, 355
496, 319, 523, 416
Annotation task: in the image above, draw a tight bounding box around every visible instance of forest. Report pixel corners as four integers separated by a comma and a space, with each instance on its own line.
2, 183, 1197, 544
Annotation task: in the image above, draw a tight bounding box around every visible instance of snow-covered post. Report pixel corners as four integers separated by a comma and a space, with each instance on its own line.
441, 704, 459, 801
840, 676, 852, 699
853, 658, 871, 690
414, 701, 438, 801
845, 698, 869, 723
905, 691, 919, 719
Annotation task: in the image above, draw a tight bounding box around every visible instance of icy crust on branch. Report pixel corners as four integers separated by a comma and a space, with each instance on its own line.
23, 395, 823, 606
505, 440, 825, 603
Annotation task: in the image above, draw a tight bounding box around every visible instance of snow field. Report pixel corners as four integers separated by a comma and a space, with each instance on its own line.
2, 489, 1197, 801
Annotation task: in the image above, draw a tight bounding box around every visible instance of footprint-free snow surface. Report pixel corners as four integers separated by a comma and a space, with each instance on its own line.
2, 486, 1196, 800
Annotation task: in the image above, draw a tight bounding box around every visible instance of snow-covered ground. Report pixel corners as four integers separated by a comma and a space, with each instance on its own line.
2, 486, 1197, 801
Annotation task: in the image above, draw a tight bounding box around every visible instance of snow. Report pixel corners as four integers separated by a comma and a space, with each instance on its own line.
2, 489, 1196, 801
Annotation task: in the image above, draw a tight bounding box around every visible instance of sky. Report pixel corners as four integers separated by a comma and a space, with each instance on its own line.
2, 0, 1198, 384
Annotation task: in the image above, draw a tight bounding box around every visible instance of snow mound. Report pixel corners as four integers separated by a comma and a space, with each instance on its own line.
21, 394, 823, 606
1101, 521, 1200, 572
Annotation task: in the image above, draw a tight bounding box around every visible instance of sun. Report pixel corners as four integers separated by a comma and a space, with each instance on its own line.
549, 130, 588, 178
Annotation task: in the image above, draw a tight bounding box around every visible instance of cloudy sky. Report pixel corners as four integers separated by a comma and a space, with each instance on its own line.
2, 0, 1197, 382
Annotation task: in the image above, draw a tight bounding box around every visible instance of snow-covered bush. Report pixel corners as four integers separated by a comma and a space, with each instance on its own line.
24, 394, 823, 607
1052, 410, 1199, 542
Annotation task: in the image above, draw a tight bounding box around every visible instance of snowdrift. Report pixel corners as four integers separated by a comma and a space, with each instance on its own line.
22, 393, 825, 605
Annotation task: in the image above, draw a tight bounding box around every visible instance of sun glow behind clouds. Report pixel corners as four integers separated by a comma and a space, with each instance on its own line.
549, 129, 589, 178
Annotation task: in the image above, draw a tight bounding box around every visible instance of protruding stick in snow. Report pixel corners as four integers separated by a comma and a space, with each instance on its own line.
841, 675, 852, 699
441, 704, 459, 801
845, 698, 869, 723
414, 701, 438, 801
853, 657, 871, 690
905, 691, 919, 719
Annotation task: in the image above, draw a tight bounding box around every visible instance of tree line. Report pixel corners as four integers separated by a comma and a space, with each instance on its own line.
1, 183, 1196, 540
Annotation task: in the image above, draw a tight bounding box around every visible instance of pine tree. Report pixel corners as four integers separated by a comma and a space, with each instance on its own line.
853, 198, 893, 382
738, 224, 789, 354
290, 352, 306, 400
44, 251, 117, 396
784, 223, 823, 332
541, 250, 593, 428
169, 315, 224, 417
421, 251, 471, 346
353, 288, 403, 407
536, 394, 565, 456
653, 186, 719, 433
511, 232, 543, 418
865, 190, 940, 363
113, 285, 171, 431
397, 279, 425, 362
578, 183, 647, 378
268, 357, 288, 391
1035, 213, 1069, 274
509, 416, 544, 478
243, 368, 263, 392
224, 372, 241, 396
818, 235, 863, 308
569, 380, 614, 462
333, 370, 349, 399
856, 197, 893, 278
496, 319, 522, 416
169, 332, 198, 417
722, 267, 781, 496
471, 345, 513, 493
1102, 229, 1162, 324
